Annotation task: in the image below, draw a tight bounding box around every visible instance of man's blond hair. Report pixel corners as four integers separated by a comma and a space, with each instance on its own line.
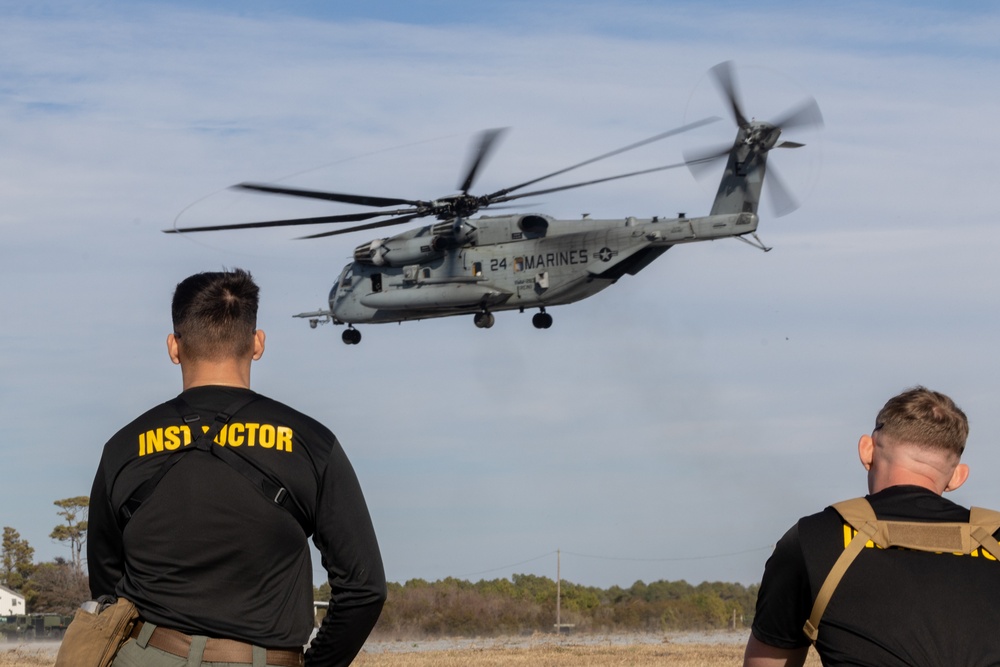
875, 386, 968, 458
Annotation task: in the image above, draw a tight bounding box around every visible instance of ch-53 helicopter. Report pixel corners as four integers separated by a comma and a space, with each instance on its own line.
167, 62, 822, 345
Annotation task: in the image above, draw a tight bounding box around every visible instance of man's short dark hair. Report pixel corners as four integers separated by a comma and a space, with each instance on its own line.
875, 386, 968, 458
171, 268, 259, 361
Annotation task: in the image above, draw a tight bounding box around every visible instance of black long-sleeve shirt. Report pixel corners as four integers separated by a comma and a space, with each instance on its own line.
88, 385, 386, 666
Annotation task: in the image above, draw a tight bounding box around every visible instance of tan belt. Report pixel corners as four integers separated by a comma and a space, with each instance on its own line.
130, 621, 304, 667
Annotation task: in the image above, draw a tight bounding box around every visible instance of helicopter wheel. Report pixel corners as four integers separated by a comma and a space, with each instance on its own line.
342, 328, 362, 345
532, 311, 553, 329
473, 312, 495, 329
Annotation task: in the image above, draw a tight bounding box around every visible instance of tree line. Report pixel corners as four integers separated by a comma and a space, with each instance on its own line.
8, 499, 759, 635
318, 575, 758, 637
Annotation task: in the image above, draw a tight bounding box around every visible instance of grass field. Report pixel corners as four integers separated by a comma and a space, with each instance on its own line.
1, 637, 822, 667
354, 643, 823, 666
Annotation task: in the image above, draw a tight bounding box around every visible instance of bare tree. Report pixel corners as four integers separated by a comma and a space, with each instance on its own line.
29, 558, 89, 614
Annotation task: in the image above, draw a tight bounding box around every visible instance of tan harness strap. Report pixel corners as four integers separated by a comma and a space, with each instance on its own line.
803, 498, 877, 642
969, 507, 1000, 560
803, 498, 1000, 644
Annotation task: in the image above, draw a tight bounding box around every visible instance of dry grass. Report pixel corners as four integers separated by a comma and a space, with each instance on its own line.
354, 643, 823, 666
1, 640, 822, 667
357, 643, 743, 666
0, 645, 54, 667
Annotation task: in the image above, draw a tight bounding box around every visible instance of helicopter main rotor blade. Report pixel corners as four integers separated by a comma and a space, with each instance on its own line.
297, 212, 427, 239
682, 142, 733, 180
484, 117, 719, 202
710, 61, 749, 128
491, 161, 691, 203
234, 182, 424, 209
164, 207, 421, 234
458, 127, 509, 194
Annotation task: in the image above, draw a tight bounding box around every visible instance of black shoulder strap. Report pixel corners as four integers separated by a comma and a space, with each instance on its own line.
119, 394, 310, 534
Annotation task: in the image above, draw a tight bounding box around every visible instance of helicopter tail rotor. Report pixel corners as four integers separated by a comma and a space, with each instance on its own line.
684, 61, 823, 218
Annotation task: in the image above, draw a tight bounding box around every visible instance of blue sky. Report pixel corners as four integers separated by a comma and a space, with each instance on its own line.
2, 1, 1000, 590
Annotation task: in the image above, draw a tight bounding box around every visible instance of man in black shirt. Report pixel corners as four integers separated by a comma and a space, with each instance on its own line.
745, 387, 1000, 666
88, 269, 386, 667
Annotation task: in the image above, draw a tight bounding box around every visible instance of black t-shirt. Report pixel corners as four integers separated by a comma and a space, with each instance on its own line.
88, 386, 386, 665
752, 486, 1000, 666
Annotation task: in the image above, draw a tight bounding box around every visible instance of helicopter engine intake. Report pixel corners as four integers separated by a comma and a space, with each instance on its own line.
353, 221, 476, 267
430, 220, 475, 245
353, 236, 444, 267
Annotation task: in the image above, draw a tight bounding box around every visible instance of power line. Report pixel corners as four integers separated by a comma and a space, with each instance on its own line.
458, 551, 557, 578
562, 545, 775, 562
454, 545, 773, 580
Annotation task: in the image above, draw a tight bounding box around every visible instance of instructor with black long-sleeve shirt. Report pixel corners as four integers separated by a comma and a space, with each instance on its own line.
88, 268, 386, 667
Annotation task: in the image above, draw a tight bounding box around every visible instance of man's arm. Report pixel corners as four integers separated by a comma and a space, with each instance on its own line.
748, 522, 817, 665
306, 438, 387, 667
86, 463, 125, 597
744, 634, 809, 667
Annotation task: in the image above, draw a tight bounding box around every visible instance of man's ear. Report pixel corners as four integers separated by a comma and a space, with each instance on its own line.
167, 333, 181, 366
944, 462, 969, 492
252, 329, 266, 361
858, 434, 875, 471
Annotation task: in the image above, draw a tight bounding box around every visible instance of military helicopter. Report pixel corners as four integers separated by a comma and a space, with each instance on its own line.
167, 62, 822, 345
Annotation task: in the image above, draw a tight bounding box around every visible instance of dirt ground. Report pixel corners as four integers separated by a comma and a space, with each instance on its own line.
0, 634, 823, 666
354, 639, 823, 666
0, 643, 56, 667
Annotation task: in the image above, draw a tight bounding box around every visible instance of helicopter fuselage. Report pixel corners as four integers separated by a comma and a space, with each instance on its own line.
327, 210, 758, 326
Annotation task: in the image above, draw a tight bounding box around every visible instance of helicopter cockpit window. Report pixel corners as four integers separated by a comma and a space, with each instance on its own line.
371, 273, 383, 293
340, 268, 353, 288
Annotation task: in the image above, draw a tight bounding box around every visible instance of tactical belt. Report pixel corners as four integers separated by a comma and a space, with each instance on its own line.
803, 496, 1000, 642
119, 393, 310, 534
130, 622, 304, 667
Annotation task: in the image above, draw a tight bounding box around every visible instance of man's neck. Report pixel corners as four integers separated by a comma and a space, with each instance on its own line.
180, 359, 252, 391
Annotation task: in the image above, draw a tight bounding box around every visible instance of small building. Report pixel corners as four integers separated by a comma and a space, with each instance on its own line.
0, 585, 26, 615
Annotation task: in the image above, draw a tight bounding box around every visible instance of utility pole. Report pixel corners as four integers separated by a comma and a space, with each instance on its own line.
556, 549, 561, 634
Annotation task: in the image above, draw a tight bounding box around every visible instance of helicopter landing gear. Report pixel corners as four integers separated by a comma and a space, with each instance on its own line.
532, 308, 553, 329
473, 311, 495, 329
342, 327, 362, 345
